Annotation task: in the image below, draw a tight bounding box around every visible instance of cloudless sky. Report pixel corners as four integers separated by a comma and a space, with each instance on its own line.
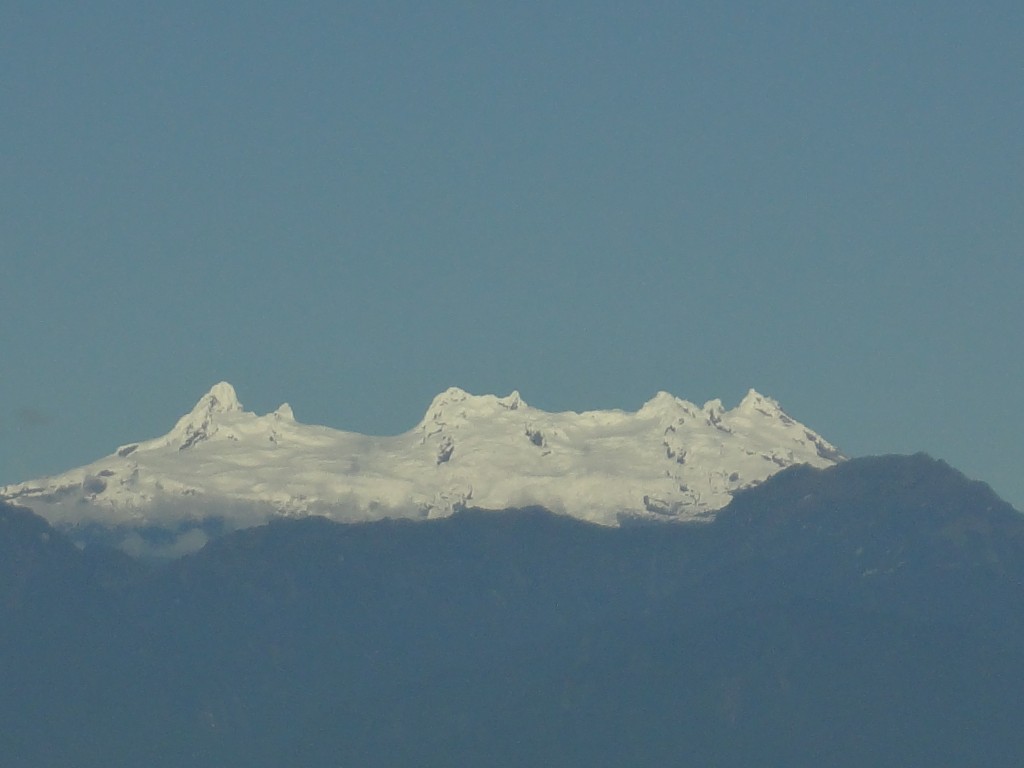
2, 2, 1023, 508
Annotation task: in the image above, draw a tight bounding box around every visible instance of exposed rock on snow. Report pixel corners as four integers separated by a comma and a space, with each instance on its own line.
1, 382, 843, 532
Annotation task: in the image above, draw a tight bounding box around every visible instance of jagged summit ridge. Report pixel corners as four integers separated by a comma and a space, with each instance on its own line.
418, 387, 526, 431
1, 382, 844, 535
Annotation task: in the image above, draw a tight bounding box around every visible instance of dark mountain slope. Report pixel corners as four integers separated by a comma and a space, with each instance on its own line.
0, 503, 146, 764
1, 453, 1023, 767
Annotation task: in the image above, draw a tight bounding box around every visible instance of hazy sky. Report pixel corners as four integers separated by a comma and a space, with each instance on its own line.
3, 2, 1022, 508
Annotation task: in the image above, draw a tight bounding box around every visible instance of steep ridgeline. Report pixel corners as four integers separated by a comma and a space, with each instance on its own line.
1, 382, 841, 538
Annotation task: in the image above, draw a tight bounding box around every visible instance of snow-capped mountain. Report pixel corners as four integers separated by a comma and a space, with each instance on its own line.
1, 382, 842, 535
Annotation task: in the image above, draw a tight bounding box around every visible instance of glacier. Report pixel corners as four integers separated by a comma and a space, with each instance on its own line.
0, 382, 843, 538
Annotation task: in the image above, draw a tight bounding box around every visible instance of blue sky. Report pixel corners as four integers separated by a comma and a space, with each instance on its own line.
3, 2, 1023, 508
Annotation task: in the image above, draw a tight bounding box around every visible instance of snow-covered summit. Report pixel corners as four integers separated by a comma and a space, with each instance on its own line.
1, 382, 844, 540
163, 381, 245, 450
418, 387, 526, 430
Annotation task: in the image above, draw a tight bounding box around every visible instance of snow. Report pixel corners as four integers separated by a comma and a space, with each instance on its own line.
0, 382, 844, 533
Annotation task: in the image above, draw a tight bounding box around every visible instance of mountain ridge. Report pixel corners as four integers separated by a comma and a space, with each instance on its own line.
0, 382, 843, 547
2, 454, 1023, 766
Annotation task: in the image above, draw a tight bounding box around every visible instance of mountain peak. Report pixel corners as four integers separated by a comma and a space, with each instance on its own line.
737, 388, 785, 416
639, 391, 694, 420
740, 387, 766, 403
202, 381, 243, 412
174, 381, 243, 416
420, 387, 528, 428
641, 390, 678, 408
166, 381, 244, 450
